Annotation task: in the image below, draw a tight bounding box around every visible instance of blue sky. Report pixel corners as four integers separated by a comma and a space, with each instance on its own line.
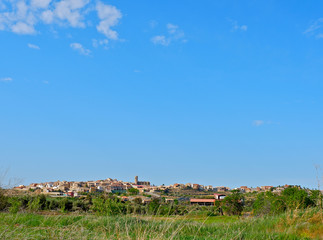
0, 0, 322, 188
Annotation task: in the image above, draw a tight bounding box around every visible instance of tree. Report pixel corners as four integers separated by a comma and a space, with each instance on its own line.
128, 188, 139, 195
8, 197, 21, 213
281, 187, 314, 209
222, 190, 244, 216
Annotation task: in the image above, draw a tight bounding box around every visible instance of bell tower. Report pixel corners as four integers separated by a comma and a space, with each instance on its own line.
135, 176, 138, 185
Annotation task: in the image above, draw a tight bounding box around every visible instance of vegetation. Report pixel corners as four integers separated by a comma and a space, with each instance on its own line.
0, 186, 322, 239
0, 208, 322, 239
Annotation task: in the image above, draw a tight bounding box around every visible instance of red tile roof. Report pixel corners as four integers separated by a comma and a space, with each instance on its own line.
190, 199, 215, 203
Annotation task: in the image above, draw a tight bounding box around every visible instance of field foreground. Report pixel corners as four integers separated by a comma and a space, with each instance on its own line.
0, 209, 322, 240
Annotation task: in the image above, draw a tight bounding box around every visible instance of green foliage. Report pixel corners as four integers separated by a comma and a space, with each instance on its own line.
253, 191, 286, 215
28, 195, 47, 211
91, 197, 126, 216
0, 189, 8, 211
128, 188, 139, 195
147, 198, 160, 215
1, 186, 321, 218
309, 190, 323, 208
281, 187, 314, 209
59, 198, 73, 212
1, 208, 321, 239
73, 199, 90, 211
253, 187, 317, 216
48, 199, 59, 210
222, 190, 244, 216
8, 197, 22, 213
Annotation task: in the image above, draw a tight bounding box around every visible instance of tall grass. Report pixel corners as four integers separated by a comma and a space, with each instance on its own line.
0, 208, 322, 239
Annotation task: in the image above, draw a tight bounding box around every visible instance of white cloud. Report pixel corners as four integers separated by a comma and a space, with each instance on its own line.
0, 77, 13, 82
167, 23, 178, 34
304, 18, 323, 38
230, 20, 248, 32
152, 23, 186, 46
54, 0, 89, 27
70, 42, 91, 55
11, 21, 35, 34
0, 0, 122, 39
240, 25, 248, 31
151, 35, 170, 46
252, 120, 279, 127
96, 1, 122, 40
28, 43, 40, 49
92, 38, 108, 48
252, 120, 264, 126
31, 0, 52, 9
40, 10, 54, 23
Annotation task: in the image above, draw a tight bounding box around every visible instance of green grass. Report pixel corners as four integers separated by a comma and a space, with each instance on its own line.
0, 209, 322, 239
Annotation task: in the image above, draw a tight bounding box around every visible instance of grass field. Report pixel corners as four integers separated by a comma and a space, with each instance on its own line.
0, 208, 322, 239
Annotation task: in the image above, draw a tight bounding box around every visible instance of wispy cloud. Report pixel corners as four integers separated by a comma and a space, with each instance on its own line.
229, 19, 248, 32
0, 0, 122, 41
70, 42, 91, 55
151, 23, 186, 46
304, 18, 323, 38
151, 35, 170, 46
28, 43, 40, 49
253, 120, 264, 127
92, 39, 109, 49
252, 120, 280, 127
0, 77, 13, 82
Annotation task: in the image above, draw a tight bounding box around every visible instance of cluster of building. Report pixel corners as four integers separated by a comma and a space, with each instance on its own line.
14, 176, 151, 197
13, 176, 292, 199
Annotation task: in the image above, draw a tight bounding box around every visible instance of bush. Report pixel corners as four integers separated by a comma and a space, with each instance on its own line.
60, 198, 73, 212
253, 187, 317, 216
128, 188, 139, 195
92, 197, 126, 215
281, 187, 314, 209
48, 199, 59, 210
28, 195, 47, 212
0, 189, 8, 211
253, 192, 286, 215
222, 190, 244, 216
8, 197, 22, 213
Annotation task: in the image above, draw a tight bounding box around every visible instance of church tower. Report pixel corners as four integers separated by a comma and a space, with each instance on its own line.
135, 176, 138, 185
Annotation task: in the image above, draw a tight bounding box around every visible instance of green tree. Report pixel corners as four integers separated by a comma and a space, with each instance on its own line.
222, 190, 244, 216
60, 198, 73, 212
0, 188, 8, 211
28, 195, 47, 212
128, 188, 139, 195
8, 197, 22, 213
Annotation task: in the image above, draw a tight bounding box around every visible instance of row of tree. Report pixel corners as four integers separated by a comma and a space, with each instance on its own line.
0, 187, 321, 216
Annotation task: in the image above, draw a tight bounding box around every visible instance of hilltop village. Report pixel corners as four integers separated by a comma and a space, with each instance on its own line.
13, 176, 296, 205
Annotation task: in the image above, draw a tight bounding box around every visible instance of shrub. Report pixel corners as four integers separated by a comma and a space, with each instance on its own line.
28, 195, 47, 212
222, 190, 244, 216
60, 198, 73, 212
128, 188, 139, 195
8, 197, 22, 213
91, 197, 126, 216
0, 189, 8, 211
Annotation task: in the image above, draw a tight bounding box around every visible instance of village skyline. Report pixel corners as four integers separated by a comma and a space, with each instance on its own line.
14, 175, 314, 197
